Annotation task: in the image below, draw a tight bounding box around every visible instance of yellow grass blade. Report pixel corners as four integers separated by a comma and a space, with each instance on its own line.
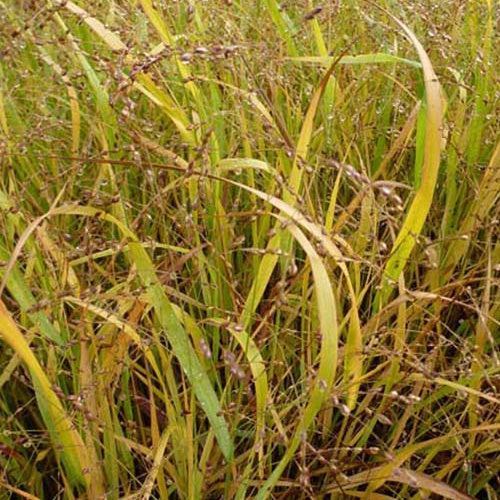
376, 10, 445, 307
327, 424, 500, 495
0, 300, 91, 488
138, 428, 171, 500
60, 1, 196, 145
287, 53, 422, 68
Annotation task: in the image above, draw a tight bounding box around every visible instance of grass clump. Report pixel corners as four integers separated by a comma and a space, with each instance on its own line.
0, 0, 498, 498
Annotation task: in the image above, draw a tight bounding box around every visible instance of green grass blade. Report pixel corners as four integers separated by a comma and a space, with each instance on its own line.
261, 0, 298, 56
46, 204, 234, 461
127, 242, 234, 462
287, 53, 422, 68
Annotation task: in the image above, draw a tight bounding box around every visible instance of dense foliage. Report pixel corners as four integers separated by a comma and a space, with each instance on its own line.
0, 1, 498, 498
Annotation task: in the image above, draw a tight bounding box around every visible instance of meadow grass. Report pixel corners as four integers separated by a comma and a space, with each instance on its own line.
0, 1, 498, 498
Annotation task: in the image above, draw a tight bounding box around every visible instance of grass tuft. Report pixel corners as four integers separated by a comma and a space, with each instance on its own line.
0, 0, 498, 498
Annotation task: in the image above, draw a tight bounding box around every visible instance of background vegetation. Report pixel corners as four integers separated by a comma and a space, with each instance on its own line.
0, 0, 498, 498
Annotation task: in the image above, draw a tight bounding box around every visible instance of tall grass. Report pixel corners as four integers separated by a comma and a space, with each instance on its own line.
0, 1, 498, 498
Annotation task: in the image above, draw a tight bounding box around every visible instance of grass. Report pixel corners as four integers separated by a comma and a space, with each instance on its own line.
0, 0, 498, 498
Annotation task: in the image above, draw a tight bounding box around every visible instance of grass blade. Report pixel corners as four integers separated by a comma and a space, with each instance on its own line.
287, 53, 422, 68
128, 241, 234, 461
375, 10, 444, 307
0, 300, 91, 489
